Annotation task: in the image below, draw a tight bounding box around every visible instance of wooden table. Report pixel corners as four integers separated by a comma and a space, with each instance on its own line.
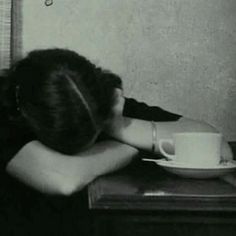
88, 143, 236, 236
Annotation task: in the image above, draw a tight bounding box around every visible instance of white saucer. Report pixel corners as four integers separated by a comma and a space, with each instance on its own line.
142, 158, 236, 179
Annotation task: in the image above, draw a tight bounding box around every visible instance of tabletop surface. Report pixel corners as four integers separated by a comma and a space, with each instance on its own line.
88, 142, 236, 212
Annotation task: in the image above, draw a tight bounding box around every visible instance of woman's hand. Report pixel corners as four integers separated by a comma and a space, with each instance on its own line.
104, 88, 126, 137
111, 88, 125, 117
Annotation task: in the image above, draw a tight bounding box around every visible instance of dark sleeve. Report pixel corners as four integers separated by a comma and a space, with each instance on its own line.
123, 97, 182, 121
0, 121, 34, 170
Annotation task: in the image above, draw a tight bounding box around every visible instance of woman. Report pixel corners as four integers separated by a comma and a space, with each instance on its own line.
0, 48, 233, 195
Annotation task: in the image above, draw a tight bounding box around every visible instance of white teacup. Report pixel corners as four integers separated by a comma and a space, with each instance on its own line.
158, 132, 222, 167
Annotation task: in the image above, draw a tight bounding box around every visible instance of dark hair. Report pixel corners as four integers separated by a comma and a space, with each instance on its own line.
0, 48, 122, 154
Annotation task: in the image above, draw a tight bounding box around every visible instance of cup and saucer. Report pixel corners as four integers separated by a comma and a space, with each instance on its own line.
143, 132, 236, 179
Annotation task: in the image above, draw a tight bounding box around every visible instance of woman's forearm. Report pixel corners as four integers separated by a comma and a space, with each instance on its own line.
108, 117, 222, 153
6, 140, 138, 195
108, 116, 233, 160
76, 141, 138, 178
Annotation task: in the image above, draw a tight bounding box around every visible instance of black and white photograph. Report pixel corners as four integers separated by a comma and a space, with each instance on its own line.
0, 0, 236, 235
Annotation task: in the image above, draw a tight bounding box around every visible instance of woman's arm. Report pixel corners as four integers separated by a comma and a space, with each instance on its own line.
106, 90, 233, 161
6, 140, 138, 195
107, 116, 233, 161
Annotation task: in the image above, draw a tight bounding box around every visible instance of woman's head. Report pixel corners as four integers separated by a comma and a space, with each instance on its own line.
6, 48, 122, 154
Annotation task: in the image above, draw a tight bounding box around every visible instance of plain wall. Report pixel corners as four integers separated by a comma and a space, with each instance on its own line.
19, 0, 236, 140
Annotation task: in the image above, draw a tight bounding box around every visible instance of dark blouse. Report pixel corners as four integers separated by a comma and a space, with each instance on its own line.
123, 97, 181, 121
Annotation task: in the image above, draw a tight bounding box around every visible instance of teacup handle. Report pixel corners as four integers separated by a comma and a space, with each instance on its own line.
158, 139, 176, 161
